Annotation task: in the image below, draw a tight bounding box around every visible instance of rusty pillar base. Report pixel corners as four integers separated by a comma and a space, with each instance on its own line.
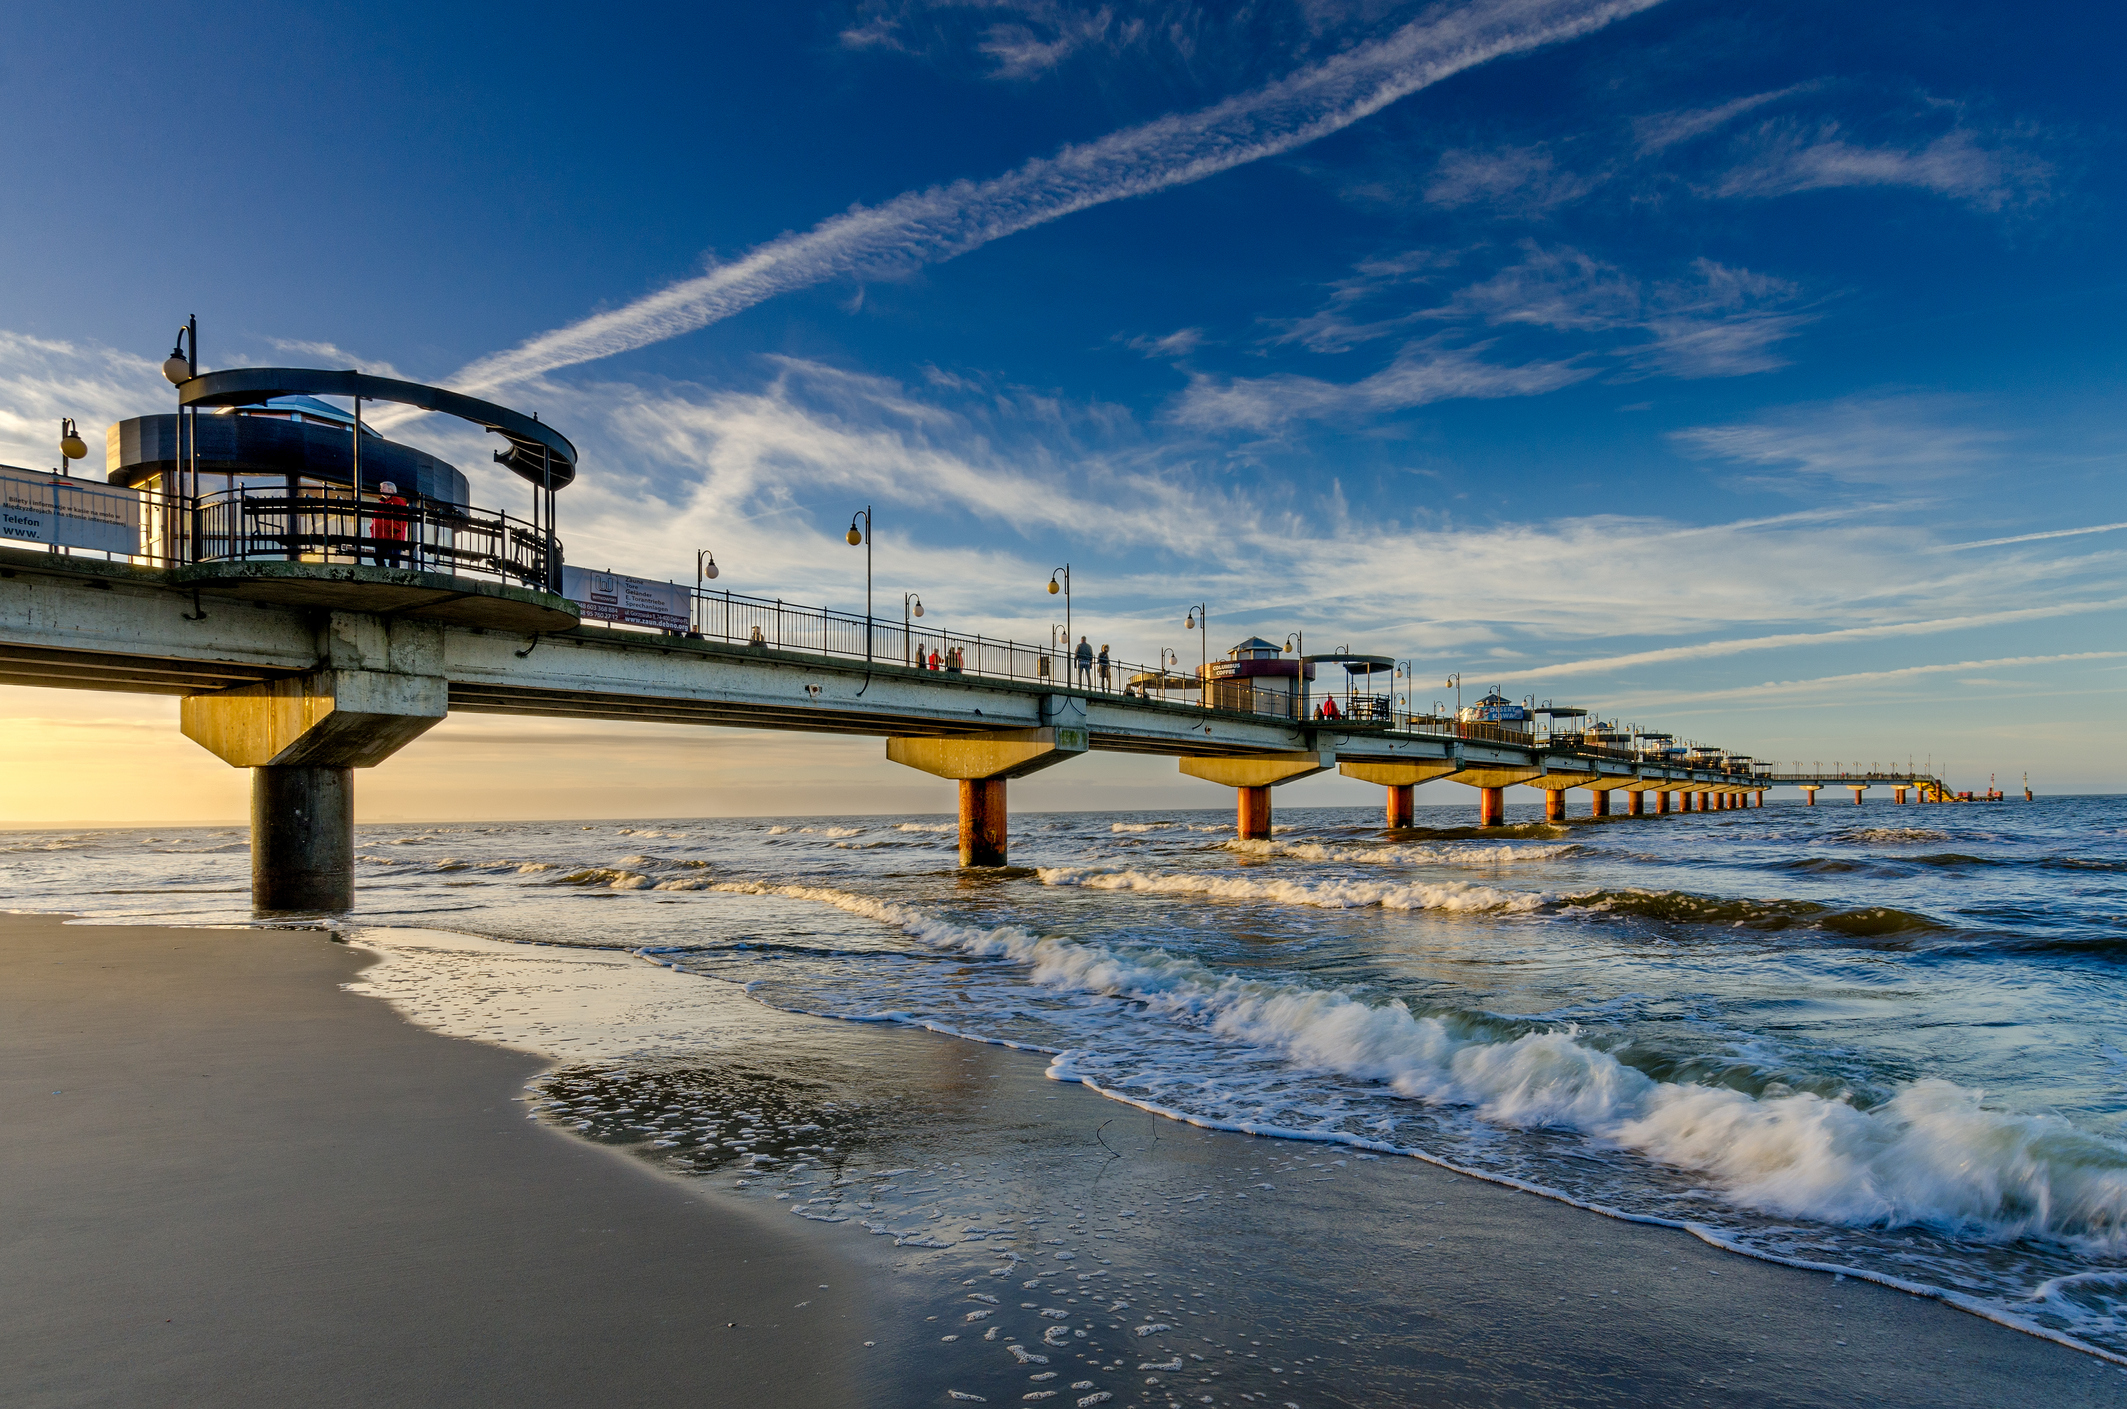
1591, 789, 1611, 818
1478, 786, 1506, 828
1387, 784, 1414, 829
1544, 789, 1566, 822
1657, 791, 1671, 814
1628, 790, 1645, 817
959, 777, 1008, 867
1239, 785, 1273, 840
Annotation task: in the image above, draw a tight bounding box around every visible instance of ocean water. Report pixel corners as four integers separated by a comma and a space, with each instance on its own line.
7, 795, 2127, 1361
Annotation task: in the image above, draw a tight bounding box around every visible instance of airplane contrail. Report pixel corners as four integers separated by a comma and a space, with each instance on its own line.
441, 0, 1662, 398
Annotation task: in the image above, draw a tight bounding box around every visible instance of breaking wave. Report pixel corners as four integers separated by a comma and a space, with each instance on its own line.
680, 880, 2127, 1256
1224, 837, 1584, 867
1036, 866, 1546, 913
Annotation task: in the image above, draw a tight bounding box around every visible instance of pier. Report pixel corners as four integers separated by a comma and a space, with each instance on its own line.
1, 366, 1950, 911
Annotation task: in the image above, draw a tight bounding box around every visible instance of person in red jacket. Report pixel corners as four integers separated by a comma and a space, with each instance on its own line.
374, 480, 409, 568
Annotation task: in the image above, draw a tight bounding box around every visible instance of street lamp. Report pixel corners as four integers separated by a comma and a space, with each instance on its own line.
57, 418, 87, 476
1183, 602, 1208, 705
1445, 672, 1462, 716
904, 592, 924, 665
1284, 633, 1306, 721
1396, 660, 1413, 723
162, 317, 198, 555
1047, 565, 1071, 652
848, 506, 872, 665
162, 319, 196, 386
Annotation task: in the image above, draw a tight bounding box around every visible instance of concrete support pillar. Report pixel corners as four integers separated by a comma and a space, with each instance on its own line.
1591, 788, 1611, 818
250, 766, 355, 913
1544, 789, 1566, 822
1850, 787, 1866, 805
1627, 790, 1645, 817
888, 724, 1088, 869
1803, 787, 1818, 806
958, 778, 1009, 867
1895, 787, 1907, 804
1755, 792, 1764, 808
181, 623, 448, 914
1479, 787, 1505, 828
1239, 786, 1274, 839
1386, 784, 1414, 829
1657, 791, 1671, 814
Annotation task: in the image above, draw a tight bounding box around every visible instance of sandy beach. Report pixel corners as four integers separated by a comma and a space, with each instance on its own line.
6, 911, 2123, 1408
0, 914, 876, 1407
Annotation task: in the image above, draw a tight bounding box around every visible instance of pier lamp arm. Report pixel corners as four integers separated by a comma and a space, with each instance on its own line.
847, 506, 874, 670
1047, 566, 1071, 648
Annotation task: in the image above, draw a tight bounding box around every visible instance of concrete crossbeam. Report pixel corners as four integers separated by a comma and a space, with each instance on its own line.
1181, 751, 1336, 789
182, 669, 447, 769
886, 727, 1088, 781
1337, 760, 1461, 787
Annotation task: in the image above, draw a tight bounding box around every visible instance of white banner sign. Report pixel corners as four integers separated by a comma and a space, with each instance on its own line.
0, 466, 141, 555
561, 566, 690, 632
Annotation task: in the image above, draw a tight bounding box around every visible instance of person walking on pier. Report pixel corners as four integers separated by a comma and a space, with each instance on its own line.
1075, 635, 1094, 688
1097, 644, 1112, 691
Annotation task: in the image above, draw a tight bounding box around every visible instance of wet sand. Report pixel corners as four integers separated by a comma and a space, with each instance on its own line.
0, 914, 876, 1407
7, 914, 2123, 1408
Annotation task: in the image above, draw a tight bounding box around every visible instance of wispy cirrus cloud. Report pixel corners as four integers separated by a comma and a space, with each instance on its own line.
1948, 521, 2127, 549
433, 0, 1663, 401
1492, 600, 2127, 682
1434, 245, 1812, 375
1630, 83, 1815, 154
1168, 335, 1591, 431
1212, 242, 1809, 423
1712, 121, 2049, 210
1422, 143, 1604, 213
1671, 392, 2006, 488
1606, 651, 2126, 709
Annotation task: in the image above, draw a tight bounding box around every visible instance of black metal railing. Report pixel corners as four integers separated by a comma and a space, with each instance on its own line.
116, 485, 559, 592
191, 491, 555, 591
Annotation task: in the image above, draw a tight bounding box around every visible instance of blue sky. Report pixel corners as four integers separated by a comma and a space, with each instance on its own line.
1, 0, 2121, 818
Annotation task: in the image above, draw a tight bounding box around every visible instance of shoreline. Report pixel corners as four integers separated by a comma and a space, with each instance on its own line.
350, 919, 2125, 1406
10, 908, 2125, 1406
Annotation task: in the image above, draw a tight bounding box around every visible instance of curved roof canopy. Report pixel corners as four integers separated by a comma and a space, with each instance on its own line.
178, 368, 576, 489
1304, 652, 1394, 674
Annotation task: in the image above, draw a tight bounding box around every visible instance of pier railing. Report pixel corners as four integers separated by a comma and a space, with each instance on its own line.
675, 585, 1630, 744
82, 483, 558, 593
188, 490, 556, 590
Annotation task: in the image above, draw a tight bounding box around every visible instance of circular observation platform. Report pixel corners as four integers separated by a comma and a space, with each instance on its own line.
122, 367, 583, 631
